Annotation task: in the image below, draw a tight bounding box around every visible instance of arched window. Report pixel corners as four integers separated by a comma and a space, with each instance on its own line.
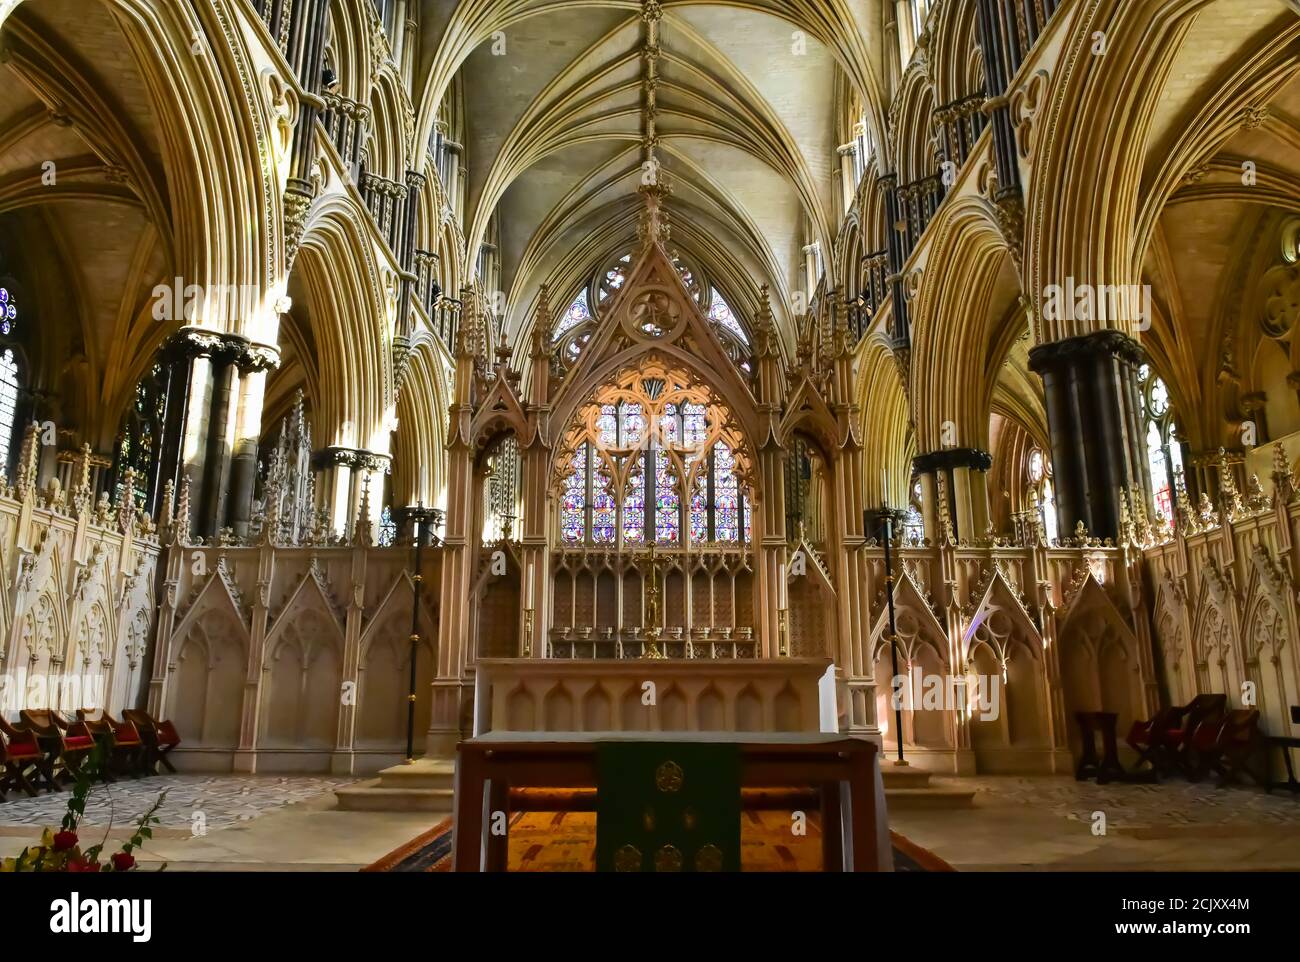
1027, 448, 1058, 544
114, 363, 168, 511
0, 286, 16, 336
903, 477, 924, 543
0, 284, 21, 478
1138, 364, 1184, 527
0, 348, 20, 475
558, 370, 750, 547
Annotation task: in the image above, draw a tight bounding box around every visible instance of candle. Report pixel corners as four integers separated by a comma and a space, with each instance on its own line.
525, 562, 535, 609
778, 563, 787, 609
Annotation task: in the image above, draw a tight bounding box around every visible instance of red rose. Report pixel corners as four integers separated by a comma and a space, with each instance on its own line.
52, 831, 78, 852
111, 851, 135, 871
66, 856, 95, 873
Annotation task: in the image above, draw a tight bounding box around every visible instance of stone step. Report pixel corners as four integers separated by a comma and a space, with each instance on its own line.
884, 786, 977, 810
334, 780, 455, 813
880, 765, 933, 789
334, 759, 457, 812
374, 759, 456, 791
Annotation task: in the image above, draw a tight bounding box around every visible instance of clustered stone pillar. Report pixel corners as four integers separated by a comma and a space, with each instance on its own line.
912, 447, 993, 541
1029, 330, 1151, 541
974, 0, 1026, 247
429, 296, 482, 757
155, 329, 278, 542
750, 289, 788, 659
312, 447, 391, 541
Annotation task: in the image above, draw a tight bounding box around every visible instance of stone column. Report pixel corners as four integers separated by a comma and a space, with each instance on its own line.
311, 447, 390, 541
912, 448, 993, 541
228, 345, 278, 538
198, 337, 247, 539
157, 329, 256, 542
974, 0, 1025, 245
1029, 330, 1149, 541
878, 174, 910, 342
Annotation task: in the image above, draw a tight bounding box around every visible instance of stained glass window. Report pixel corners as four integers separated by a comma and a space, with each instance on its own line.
598, 254, 632, 303
708, 290, 747, 344
623, 458, 646, 545
597, 404, 617, 448
0, 349, 18, 473
683, 402, 707, 451
554, 287, 591, 339
689, 467, 708, 543
1138, 365, 1182, 530
1148, 421, 1171, 524
0, 287, 16, 337
1041, 478, 1058, 544
713, 442, 741, 542
655, 449, 680, 543
660, 402, 679, 447
591, 456, 617, 544
620, 402, 644, 449
561, 445, 586, 544
557, 393, 749, 547
1026, 447, 1059, 544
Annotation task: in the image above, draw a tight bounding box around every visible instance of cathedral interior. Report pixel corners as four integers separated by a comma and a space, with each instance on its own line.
1, 0, 1300, 879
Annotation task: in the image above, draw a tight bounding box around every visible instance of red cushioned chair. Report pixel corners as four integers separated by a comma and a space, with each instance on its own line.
19, 709, 95, 787
77, 709, 144, 779
1164, 694, 1227, 777
0, 718, 46, 799
1125, 706, 1178, 777
123, 709, 181, 774
1189, 709, 1264, 787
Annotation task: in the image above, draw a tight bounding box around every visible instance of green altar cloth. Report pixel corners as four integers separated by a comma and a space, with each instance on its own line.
595, 742, 741, 872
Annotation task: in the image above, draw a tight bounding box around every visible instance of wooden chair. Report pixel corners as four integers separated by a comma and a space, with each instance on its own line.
1164, 694, 1227, 777
76, 709, 144, 778
1075, 711, 1128, 783
0, 718, 45, 798
1267, 706, 1300, 794
122, 709, 181, 774
1189, 710, 1265, 786
19, 709, 95, 787
1125, 706, 1177, 777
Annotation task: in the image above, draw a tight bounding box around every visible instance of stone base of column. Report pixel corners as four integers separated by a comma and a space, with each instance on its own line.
425, 679, 470, 758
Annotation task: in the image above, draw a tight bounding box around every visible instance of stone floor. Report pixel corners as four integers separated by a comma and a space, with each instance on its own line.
891, 775, 1300, 871
1, 772, 1297, 871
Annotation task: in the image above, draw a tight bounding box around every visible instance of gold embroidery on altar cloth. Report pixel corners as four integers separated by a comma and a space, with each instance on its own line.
655, 760, 684, 792
614, 844, 643, 872
694, 845, 723, 872
654, 844, 683, 872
